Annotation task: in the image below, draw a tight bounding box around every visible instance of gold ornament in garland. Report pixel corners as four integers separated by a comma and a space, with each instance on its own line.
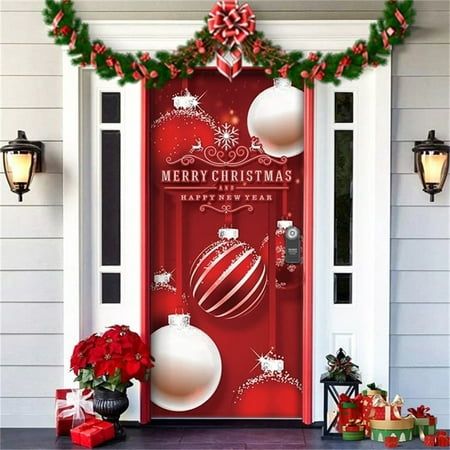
43, 0, 415, 89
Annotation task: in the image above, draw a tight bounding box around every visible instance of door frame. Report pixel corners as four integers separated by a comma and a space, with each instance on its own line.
62, 19, 389, 424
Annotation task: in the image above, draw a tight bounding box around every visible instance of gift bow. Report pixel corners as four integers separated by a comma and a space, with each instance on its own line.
208, 0, 256, 47
339, 393, 352, 403
408, 405, 431, 418
56, 389, 94, 428
371, 393, 404, 419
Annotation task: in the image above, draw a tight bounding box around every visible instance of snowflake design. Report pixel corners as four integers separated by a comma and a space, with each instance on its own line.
214, 123, 239, 150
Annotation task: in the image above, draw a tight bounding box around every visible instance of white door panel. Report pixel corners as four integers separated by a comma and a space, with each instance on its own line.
313, 65, 391, 421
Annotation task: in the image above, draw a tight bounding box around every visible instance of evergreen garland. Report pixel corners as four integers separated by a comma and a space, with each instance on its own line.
42, 0, 415, 89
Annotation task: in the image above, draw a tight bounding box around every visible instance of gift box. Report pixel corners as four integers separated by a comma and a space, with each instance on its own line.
55, 389, 95, 436
338, 394, 360, 432
70, 419, 115, 448
356, 391, 399, 437
408, 405, 437, 438
371, 394, 403, 421
342, 422, 365, 441
362, 382, 387, 400
370, 417, 415, 443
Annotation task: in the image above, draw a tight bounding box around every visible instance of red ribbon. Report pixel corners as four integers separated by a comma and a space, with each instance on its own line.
352, 43, 368, 67
408, 405, 431, 418
278, 64, 290, 78
215, 48, 242, 81
52, 10, 64, 30
69, 30, 77, 50
311, 62, 326, 80
381, 26, 396, 49
208, 0, 255, 47
165, 63, 180, 79
394, 8, 409, 33
335, 55, 351, 77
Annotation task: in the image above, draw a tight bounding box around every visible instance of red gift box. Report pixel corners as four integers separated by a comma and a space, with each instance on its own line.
384, 436, 399, 448
424, 435, 436, 447
55, 389, 96, 436
71, 419, 115, 448
338, 394, 360, 432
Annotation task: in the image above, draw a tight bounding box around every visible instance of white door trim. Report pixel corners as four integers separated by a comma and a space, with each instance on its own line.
62, 19, 389, 421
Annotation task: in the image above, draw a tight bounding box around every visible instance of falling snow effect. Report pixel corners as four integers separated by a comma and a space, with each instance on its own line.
214, 123, 239, 151
233, 349, 302, 404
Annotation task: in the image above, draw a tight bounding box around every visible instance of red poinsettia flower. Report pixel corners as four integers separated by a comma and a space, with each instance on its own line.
70, 333, 101, 374
121, 340, 153, 382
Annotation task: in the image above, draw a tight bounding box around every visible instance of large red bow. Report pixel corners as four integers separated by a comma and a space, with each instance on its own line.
208, 0, 256, 47
408, 405, 431, 418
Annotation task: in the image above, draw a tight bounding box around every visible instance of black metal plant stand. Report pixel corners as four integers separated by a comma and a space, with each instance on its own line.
320, 379, 361, 439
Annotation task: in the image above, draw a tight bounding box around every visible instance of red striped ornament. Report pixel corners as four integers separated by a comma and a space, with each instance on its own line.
190, 228, 267, 320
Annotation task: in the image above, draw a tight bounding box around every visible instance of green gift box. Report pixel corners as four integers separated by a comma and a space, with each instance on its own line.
343, 430, 365, 441
413, 416, 437, 437
370, 417, 415, 443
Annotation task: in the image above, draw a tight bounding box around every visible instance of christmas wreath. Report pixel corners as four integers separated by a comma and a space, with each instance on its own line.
43, 0, 415, 88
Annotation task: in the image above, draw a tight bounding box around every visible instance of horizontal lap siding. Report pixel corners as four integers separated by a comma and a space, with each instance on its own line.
1, 0, 449, 427
390, 5, 450, 432
0, 7, 64, 428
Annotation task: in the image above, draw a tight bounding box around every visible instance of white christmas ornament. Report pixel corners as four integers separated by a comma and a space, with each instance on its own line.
151, 313, 222, 412
247, 78, 304, 158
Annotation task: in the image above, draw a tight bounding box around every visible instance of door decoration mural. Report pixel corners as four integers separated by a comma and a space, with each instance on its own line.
146, 70, 304, 417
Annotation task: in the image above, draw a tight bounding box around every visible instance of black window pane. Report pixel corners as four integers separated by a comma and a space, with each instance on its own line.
334, 130, 353, 266
335, 92, 353, 123
102, 273, 121, 304
334, 273, 352, 304
102, 93, 121, 123
102, 131, 121, 266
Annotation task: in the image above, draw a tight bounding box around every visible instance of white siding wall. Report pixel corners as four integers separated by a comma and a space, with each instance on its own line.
1, 0, 449, 427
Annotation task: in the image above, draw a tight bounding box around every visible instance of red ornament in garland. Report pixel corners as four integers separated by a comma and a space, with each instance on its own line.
190, 228, 267, 320
260, 220, 301, 290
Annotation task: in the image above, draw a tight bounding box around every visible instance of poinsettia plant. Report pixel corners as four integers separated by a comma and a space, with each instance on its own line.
70, 325, 153, 392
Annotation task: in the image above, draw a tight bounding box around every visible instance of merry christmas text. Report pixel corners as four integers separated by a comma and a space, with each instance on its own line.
161, 169, 292, 184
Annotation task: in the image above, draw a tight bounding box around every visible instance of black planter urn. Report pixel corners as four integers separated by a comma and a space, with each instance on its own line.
93, 387, 129, 439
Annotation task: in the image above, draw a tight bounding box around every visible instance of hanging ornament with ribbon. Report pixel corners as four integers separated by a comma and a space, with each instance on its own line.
207, 0, 256, 81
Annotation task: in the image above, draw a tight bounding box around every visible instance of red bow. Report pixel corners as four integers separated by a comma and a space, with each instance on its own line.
339, 394, 353, 403
335, 55, 352, 77
408, 405, 431, 418
90, 43, 106, 68
208, 0, 256, 47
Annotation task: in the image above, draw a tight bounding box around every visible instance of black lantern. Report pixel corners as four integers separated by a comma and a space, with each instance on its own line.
1, 130, 43, 202
412, 130, 449, 202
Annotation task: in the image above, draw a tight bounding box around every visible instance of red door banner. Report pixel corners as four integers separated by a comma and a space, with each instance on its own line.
141, 69, 314, 421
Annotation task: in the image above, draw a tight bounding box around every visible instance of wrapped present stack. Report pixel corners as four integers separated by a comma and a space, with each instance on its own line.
55, 388, 96, 436
338, 393, 360, 432
335, 382, 448, 447
408, 405, 438, 438
55, 388, 116, 448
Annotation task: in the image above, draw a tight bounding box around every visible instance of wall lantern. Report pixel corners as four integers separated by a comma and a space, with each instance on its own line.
412, 130, 449, 202
1, 130, 43, 202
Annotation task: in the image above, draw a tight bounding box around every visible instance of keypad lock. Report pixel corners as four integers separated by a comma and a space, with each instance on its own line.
284, 226, 301, 264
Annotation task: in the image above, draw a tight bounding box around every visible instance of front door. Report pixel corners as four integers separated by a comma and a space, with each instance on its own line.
145, 69, 306, 418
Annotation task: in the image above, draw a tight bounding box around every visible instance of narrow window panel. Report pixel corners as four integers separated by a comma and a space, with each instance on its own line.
101, 130, 121, 266
335, 92, 353, 123
334, 130, 353, 266
101, 93, 121, 123
102, 273, 121, 304
334, 273, 352, 304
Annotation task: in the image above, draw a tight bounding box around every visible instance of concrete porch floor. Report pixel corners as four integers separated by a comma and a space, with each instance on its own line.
0, 427, 430, 450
